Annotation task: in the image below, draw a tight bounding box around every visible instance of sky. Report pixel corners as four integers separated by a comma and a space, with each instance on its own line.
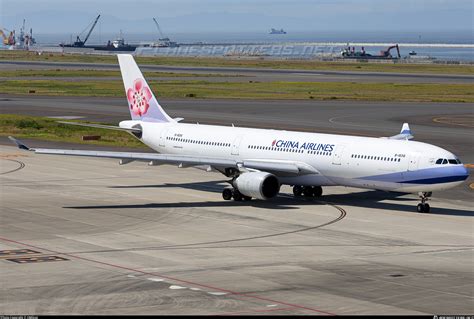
0, 0, 472, 34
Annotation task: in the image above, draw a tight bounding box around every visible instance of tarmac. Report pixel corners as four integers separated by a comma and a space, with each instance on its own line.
0, 62, 473, 314
0, 144, 472, 315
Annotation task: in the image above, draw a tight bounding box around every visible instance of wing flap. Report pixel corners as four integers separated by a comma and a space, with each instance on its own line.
243, 159, 319, 175
33, 148, 237, 167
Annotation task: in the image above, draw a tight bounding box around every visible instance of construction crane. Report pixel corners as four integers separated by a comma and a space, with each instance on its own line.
153, 17, 166, 39
151, 17, 178, 47
73, 14, 100, 47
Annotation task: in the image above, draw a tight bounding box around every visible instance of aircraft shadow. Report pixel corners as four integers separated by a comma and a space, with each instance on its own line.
110, 180, 226, 193
67, 181, 473, 216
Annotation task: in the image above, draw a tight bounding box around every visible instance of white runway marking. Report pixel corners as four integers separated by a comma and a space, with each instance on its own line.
148, 277, 165, 282
47, 116, 85, 120
208, 291, 228, 296
169, 285, 187, 290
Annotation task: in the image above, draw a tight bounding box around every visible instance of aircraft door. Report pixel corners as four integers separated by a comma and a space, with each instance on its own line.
159, 128, 169, 147
331, 144, 346, 165
408, 153, 420, 171
231, 136, 243, 155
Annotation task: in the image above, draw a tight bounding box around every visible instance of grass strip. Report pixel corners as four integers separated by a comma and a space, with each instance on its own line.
0, 114, 143, 148
1, 79, 472, 102
1, 51, 473, 75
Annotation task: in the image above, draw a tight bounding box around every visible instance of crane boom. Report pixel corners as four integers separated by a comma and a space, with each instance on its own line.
153, 17, 165, 39
83, 14, 101, 45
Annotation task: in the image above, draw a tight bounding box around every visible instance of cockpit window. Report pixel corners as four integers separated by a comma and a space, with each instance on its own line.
435, 158, 461, 165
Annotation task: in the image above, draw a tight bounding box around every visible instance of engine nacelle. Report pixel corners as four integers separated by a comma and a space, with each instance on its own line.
233, 172, 280, 200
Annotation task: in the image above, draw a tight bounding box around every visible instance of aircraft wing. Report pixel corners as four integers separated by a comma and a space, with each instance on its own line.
8, 136, 319, 177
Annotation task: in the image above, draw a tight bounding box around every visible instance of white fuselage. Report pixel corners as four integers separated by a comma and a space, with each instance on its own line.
123, 120, 468, 193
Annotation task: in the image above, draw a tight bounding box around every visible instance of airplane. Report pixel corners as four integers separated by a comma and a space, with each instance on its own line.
9, 54, 469, 213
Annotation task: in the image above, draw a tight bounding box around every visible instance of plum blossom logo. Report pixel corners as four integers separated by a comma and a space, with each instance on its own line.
127, 79, 152, 116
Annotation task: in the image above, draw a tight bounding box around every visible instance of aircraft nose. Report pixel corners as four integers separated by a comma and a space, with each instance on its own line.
460, 165, 470, 178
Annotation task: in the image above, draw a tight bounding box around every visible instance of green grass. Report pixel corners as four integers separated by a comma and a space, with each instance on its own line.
1, 50, 473, 75
0, 69, 238, 78
0, 114, 144, 148
1, 79, 473, 102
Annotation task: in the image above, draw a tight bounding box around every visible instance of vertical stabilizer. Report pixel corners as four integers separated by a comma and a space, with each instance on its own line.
117, 54, 173, 123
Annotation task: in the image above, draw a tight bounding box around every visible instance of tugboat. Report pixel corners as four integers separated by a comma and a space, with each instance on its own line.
93, 31, 137, 52
269, 28, 286, 34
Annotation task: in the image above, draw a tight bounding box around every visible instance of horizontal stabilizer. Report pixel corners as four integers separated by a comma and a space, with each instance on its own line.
57, 121, 142, 133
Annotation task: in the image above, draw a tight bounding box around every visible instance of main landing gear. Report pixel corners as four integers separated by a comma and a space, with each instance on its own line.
222, 187, 251, 201
293, 185, 323, 198
417, 192, 432, 213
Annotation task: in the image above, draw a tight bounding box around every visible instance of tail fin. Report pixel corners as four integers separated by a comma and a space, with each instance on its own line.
117, 54, 173, 123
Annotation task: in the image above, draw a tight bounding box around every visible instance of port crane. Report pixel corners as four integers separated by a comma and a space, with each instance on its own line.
1, 28, 16, 45
72, 14, 100, 47
0, 29, 10, 45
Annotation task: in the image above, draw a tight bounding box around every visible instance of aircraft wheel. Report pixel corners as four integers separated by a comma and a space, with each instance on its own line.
222, 188, 233, 201
233, 189, 243, 201
417, 203, 430, 213
417, 203, 424, 213
303, 186, 314, 197
242, 195, 252, 201
293, 185, 303, 197
423, 203, 430, 213
313, 186, 323, 197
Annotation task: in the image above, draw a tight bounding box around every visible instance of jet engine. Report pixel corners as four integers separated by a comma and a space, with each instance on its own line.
233, 172, 280, 200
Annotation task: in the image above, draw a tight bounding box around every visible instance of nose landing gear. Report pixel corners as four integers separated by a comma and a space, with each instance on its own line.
417, 192, 432, 213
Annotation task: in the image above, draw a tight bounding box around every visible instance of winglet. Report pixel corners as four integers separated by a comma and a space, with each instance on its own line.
383, 123, 414, 140
8, 136, 31, 151
400, 123, 411, 135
